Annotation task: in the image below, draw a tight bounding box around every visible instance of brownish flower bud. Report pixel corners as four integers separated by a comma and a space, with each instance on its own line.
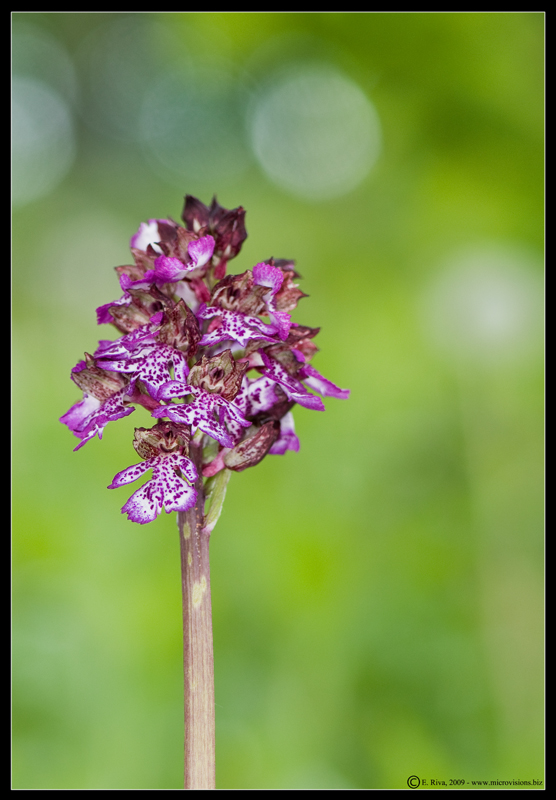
210, 271, 267, 316
274, 270, 308, 312
182, 195, 247, 262
181, 195, 211, 233
157, 299, 201, 358
223, 420, 281, 471
71, 353, 130, 401
188, 350, 248, 401
132, 420, 191, 460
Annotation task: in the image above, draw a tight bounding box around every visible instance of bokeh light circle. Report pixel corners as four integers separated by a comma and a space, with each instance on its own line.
12, 77, 76, 208
421, 244, 544, 366
249, 64, 381, 201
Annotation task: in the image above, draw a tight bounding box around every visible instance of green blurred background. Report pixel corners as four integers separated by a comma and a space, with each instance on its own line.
12, 12, 544, 790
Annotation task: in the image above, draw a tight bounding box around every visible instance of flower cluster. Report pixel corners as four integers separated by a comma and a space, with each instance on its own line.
61, 195, 349, 524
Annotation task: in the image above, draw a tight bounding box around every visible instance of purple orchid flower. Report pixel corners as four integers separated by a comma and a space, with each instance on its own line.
61, 193, 349, 525
197, 305, 281, 348
108, 453, 198, 524
252, 262, 292, 341
259, 351, 325, 411
152, 380, 251, 448
96, 343, 190, 400
60, 387, 135, 451
121, 236, 215, 291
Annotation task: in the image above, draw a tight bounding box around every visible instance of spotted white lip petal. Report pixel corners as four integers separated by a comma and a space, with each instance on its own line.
109, 453, 198, 524
153, 384, 250, 448
197, 305, 280, 348
98, 343, 189, 400
108, 458, 153, 488
151, 402, 234, 448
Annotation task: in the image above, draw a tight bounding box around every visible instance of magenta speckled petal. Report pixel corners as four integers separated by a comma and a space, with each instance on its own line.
133, 345, 190, 399
152, 402, 233, 447
94, 316, 162, 360
260, 352, 324, 411
153, 384, 250, 447
252, 262, 292, 339
61, 388, 135, 450
241, 375, 280, 416
108, 459, 152, 488
110, 453, 198, 524
98, 344, 189, 400
197, 305, 279, 348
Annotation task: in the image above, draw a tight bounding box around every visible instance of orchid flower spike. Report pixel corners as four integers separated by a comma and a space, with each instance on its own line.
61, 194, 349, 524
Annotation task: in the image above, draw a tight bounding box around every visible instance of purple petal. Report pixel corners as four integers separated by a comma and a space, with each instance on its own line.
96, 294, 132, 325
253, 262, 284, 294
188, 235, 215, 268
133, 345, 190, 399
108, 459, 152, 488
152, 403, 234, 448
260, 352, 325, 411
147, 255, 188, 283
121, 480, 165, 524
298, 364, 350, 399
197, 306, 279, 348
61, 388, 135, 450
109, 453, 198, 524
94, 319, 161, 360
239, 375, 280, 416
130, 219, 170, 252
97, 342, 189, 400
153, 386, 249, 447
60, 394, 101, 433
157, 380, 191, 400
268, 411, 300, 455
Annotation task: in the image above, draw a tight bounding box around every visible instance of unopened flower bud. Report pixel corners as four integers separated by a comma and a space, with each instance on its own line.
157, 299, 201, 358
71, 354, 129, 401
133, 420, 191, 460
188, 351, 248, 401
210, 271, 267, 316
223, 421, 281, 471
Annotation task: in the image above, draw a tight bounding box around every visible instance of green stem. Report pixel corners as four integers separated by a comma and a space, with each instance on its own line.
178, 440, 215, 790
